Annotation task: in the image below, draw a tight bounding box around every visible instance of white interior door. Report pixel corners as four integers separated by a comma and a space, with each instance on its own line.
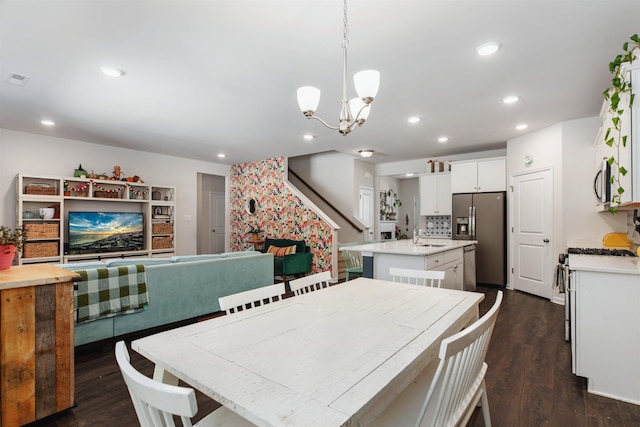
359, 186, 374, 241
512, 168, 553, 299
209, 192, 225, 253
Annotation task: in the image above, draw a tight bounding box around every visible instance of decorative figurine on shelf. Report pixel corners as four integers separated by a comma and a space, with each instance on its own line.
74, 164, 88, 178
113, 165, 122, 180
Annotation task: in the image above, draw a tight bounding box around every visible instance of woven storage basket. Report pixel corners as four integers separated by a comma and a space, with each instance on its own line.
152, 236, 173, 250
94, 190, 120, 199
23, 242, 59, 258
152, 223, 173, 235
24, 223, 59, 239
25, 186, 57, 195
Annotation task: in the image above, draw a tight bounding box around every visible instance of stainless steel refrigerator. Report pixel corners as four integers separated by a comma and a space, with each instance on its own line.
452, 192, 506, 286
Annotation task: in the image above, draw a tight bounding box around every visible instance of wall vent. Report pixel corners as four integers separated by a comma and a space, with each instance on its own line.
6, 73, 30, 86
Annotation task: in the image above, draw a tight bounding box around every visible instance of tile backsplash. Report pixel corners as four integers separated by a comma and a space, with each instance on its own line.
423, 215, 451, 238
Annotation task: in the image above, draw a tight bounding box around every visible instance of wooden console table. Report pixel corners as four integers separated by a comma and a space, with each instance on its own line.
0, 265, 79, 427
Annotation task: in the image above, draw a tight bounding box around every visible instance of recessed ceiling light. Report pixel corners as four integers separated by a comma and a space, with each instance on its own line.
502, 95, 520, 104
405, 173, 415, 177
40, 119, 55, 126
303, 134, 315, 141
408, 116, 421, 124
359, 149, 374, 158
476, 42, 500, 56
437, 136, 449, 143
515, 124, 528, 130
217, 153, 226, 158
100, 67, 125, 77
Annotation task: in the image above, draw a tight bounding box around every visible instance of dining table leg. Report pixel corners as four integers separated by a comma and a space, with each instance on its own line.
153, 365, 180, 386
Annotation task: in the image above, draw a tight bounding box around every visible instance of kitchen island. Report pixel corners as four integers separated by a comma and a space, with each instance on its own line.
568, 254, 640, 405
341, 239, 477, 290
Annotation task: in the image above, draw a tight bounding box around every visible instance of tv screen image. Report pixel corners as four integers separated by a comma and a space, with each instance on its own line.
68, 212, 144, 253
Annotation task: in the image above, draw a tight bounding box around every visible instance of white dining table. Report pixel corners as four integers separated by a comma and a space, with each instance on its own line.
131, 277, 484, 426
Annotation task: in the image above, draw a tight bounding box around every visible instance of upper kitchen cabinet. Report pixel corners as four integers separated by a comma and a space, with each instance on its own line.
451, 157, 506, 193
419, 173, 451, 215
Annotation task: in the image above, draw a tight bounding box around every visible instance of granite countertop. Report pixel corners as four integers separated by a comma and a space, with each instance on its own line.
341, 238, 477, 256
569, 254, 640, 275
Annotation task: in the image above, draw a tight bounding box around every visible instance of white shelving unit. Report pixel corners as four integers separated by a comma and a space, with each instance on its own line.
16, 174, 176, 265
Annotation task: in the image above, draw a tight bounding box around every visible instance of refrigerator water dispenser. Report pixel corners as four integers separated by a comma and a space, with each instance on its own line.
456, 217, 469, 236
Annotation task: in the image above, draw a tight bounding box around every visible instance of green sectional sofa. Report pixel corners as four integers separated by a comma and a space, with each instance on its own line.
59, 251, 274, 346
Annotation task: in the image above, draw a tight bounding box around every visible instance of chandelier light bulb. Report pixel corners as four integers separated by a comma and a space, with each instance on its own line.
297, 86, 321, 116
354, 70, 380, 103
349, 97, 370, 125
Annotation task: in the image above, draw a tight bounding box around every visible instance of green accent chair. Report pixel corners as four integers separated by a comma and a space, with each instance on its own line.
262, 238, 313, 279
339, 242, 363, 281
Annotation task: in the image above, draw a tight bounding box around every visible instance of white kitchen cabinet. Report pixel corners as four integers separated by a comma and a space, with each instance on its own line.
569, 257, 640, 404
451, 157, 506, 193
419, 173, 451, 215
430, 248, 464, 291
373, 245, 465, 291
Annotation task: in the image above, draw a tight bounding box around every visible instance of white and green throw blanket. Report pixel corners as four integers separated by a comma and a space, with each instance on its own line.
75, 264, 149, 324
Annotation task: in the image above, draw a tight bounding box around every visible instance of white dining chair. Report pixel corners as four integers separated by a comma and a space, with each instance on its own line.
389, 267, 445, 288
289, 270, 332, 296
372, 291, 503, 427
218, 283, 285, 314
115, 341, 254, 427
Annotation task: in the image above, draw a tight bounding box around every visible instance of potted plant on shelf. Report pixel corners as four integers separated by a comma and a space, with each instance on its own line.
0, 226, 26, 270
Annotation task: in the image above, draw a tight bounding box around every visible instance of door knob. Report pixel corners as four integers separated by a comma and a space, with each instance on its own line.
543, 238, 549, 243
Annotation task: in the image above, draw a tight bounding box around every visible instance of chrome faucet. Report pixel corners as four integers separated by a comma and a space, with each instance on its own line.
414, 229, 427, 244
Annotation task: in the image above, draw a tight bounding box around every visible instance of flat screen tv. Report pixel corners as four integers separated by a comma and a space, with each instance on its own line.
68, 212, 144, 253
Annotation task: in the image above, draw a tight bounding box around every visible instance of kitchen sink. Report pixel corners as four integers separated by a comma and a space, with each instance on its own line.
417, 243, 447, 247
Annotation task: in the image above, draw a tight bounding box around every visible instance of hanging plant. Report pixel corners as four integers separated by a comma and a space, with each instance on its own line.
602, 34, 640, 214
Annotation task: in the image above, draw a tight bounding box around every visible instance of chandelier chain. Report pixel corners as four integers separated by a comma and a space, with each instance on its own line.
342, 0, 349, 48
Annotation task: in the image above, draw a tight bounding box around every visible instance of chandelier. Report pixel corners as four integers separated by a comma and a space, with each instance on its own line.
296, 0, 380, 136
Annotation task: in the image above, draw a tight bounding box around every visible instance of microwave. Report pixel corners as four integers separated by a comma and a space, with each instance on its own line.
594, 157, 611, 204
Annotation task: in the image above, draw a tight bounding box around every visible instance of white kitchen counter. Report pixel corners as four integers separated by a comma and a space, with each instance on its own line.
341, 238, 476, 257
569, 254, 640, 275
341, 239, 477, 290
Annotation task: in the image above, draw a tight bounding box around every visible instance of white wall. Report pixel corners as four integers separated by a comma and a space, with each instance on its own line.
1, 128, 230, 255
561, 117, 627, 245
288, 152, 355, 215
507, 117, 627, 302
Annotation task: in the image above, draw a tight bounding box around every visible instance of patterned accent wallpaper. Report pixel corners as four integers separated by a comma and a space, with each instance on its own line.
230, 157, 333, 273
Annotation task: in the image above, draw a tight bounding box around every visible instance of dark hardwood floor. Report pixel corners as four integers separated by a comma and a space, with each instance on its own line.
32, 285, 640, 427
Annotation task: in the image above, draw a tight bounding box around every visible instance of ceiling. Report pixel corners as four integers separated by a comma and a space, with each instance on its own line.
1, 1, 639, 166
